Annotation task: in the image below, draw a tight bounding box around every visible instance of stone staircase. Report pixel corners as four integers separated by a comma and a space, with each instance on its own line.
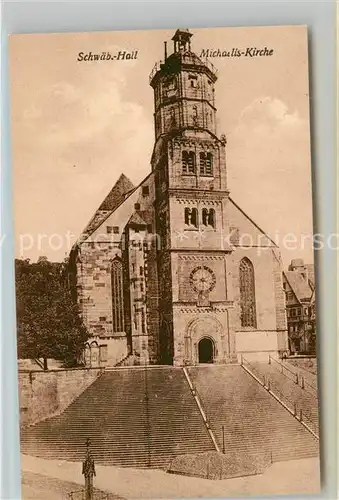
187, 365, 319, 463
250, 359, 319, 435
20, 367, 214, 468
283, 359, 318, 389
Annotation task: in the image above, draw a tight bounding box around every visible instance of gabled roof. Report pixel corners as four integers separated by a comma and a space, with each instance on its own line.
127, 212, 147, 226
284, 271, 313, 304
99, 174, 135, 211
81, 174, 135, 237
228, 197, 278, 248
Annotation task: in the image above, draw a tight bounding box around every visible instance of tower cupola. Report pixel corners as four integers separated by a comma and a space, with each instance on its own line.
149, 30, 218, 141
172, 29, 193, 53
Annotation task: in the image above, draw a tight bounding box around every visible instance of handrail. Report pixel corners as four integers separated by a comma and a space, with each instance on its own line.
182, 367, 220, 453
241, 356, 265, 386
241, 356, 319, 439
269, 355, 298, 383
301, 377, 317, 394
269, 355, 317, 397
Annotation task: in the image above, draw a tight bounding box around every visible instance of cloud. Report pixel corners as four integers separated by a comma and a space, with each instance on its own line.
236, 97, 303, 133
13, 59, 154, 261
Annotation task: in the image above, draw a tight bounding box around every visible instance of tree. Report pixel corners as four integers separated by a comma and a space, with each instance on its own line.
15, 257, 90, 368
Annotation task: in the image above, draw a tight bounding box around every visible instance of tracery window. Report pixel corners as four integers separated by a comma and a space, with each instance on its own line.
184, 207, 198, 227
182, 151, 196, 174
239, 257, 257, 328
111, 259, 125, 333
199, 152, 213, 176
202, 208, 215, 228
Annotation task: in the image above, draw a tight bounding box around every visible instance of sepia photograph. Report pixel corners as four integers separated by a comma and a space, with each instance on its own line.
9, 25, 319, 499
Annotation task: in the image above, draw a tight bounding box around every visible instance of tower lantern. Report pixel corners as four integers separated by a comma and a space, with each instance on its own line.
172, 28, 193, 53
149, 29, 219, 143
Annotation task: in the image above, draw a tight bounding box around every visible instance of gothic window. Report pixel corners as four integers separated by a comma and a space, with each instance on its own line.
184, 207, 198, 227
111, 259, 125, 333
202, 208, 215, 228
200, 152, 213, 176
239, 257, 257, 328
182, 151, 196, 174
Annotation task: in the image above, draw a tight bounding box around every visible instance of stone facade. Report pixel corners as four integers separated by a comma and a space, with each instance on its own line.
69, 29, 288, 367
19, 368, 102, 426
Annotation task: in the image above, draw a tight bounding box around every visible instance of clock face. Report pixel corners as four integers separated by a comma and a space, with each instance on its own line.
189, 266, 216, 293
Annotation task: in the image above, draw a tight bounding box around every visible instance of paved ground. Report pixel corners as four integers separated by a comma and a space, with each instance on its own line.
21, 454, 320, 499
22, 470, 123, 500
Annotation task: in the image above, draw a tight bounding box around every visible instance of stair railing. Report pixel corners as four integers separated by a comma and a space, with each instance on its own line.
299, 375, 317, 395
240, 355, 265, 386
241, 356, 319, 439
182, 367, 220, 453
269, 355, 299, 385
264, 370, 319, 437
269, 355, 317, 395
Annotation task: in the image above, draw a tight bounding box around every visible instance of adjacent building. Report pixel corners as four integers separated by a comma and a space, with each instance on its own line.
283, 259, 316, 355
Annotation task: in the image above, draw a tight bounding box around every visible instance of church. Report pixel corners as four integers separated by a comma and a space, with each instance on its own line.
68, 29, 288, 368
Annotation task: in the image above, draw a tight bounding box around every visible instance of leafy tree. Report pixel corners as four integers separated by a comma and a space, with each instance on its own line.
15, 257, 89, 368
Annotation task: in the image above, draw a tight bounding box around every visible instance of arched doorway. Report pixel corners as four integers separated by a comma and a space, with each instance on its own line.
198, 337, 214, 364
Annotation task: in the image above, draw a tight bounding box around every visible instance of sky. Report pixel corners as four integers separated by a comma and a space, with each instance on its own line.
9, 26, 314, 267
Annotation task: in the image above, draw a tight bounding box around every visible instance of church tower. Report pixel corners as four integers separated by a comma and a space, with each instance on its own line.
150, 29, 236, 365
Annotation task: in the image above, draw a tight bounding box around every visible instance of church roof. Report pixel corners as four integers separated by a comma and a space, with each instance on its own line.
284, 271, 313, 303
228, 197, 278, 248
81, 174, 135, 237
99, 173, 135, 211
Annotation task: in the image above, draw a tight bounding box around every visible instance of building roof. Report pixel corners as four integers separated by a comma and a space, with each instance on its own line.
228, 197, 278, 248
171, 28, 193, 41
127, 212, 147, 227
81, 174, 135, 237
99, 174, 135, 211
284, 270, 313, 303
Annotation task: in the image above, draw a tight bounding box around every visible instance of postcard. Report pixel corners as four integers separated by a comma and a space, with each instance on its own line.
9, 26, 319, 499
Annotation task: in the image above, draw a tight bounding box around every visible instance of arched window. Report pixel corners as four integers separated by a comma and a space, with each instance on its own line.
111, 259, 125, 333
202, 208, 215, 228
184, 207, 198, 227
239, 257, 257, 328
182, 151, 196, 174
206, 153, 213, 175
199, 152, 213, 176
